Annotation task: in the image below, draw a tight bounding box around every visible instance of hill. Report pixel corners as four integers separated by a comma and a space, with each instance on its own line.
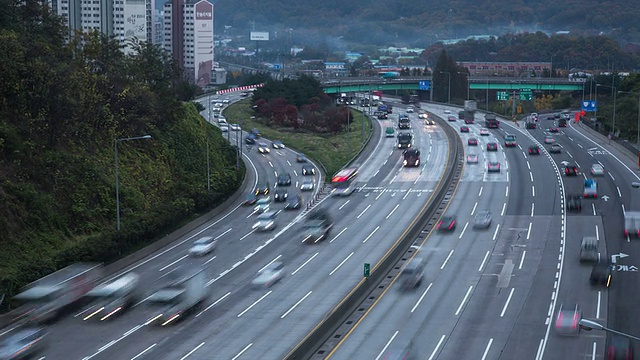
214, 0, 640, 47
0, 2, 241, 302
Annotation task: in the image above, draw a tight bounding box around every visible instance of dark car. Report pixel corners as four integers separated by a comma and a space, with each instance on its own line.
0, 327, 47, 359
436, 215, 456, 232
274, 188, 288, 202
607, 335, 634, 360
302, 164, 316, 176
460, 126, 470, 133
242, 193, 258, 206
468, 138, 478, 146
251, 128, 262, 137
528, 145, 540, 155
566, 195, 582, 212
549, 127, 559, 133
245, 135, 256, 145
254, 182, 270, 196
277, 173, 292, 186
487, 142, 498, 151
284, 195, 302, 210
565, 165, 579, 176
296, 154, 308, 163
590, 261, 613, 287
549, 144, 562, 153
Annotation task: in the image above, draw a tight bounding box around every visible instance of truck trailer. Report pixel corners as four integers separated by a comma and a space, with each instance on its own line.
624, 211, 640, 238
83, 272, 140, 321
464, 100, 477, 124
14, 263, 103, 324
147, 268, 208, 326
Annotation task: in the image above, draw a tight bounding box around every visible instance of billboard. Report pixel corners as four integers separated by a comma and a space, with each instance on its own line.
123, 0, 147, 54
250, 31, 270, 41
194, 1, 214, 87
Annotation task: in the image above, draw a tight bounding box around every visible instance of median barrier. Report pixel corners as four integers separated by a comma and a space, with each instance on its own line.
285, 114, 463, 359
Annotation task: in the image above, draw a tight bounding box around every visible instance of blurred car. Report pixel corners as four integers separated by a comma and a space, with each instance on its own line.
297, 154, 308, 163
468, 138, 478, 146
460, 126, 470, 133
590, 261, 612, 287
436, 215, 456, 232
606, 335, 634, 360
0, 327, 47, 359
550, 144, 562, 153
251, 262, 285, 288
487, 142, 498, 151
302, 164, 316, 176
566, 195, 582, 212
579, 237, 598, 263
544, 136, 555, 144
251, 128, 262, 137
565, 164, 579, 176
480, 128, 490, 136
584, 179, 598, 198
300, 179, 315, 191
252, 211, 277, 232
257, 143, 271, 154
444, 109, 451, 114
504, 134, 516, 147
487, 161, 501, 173
467, 154, 479, 164
188, 236, 217, 256
528, 145, 540, 155
406, 107, 414, 113
549, 127, 560, 133
272, 141, 285, 149
385, 127, 395, 137
242, 193, 258, 206
473, 210, 492, 229
254, 182, 270, 195
399, 257, 426, 291
220, 125, 228, 132
254, 197, 271, 213
245, 136, 256, 145
217, 117, 227, 124
284, 195, 302, 210
555, 304, 581, 336
274, 188, 288, 202
229, 123, 241, 131
447, 116, 457, 121
591, 164, 605, 176
277, 173, 291, 186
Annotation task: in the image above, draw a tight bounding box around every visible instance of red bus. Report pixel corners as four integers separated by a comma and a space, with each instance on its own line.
331, 167, 358, 196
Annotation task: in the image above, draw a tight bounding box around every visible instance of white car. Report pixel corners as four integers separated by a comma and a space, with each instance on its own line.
257, 143, 271, 154
406, 107, 414, 113
222, 99, 230, 104
252, 211, 277, 232
300, 179, 315, 191
251, 262, 285, 288
591, 164, 605, 176
230, 123, 241, 131
480, 128, 490, 136
444, 110, 451, 114
467, 154, 479, 164
189, 236, 217, 256
220, 125, 228, 132
217, 118, 227, 124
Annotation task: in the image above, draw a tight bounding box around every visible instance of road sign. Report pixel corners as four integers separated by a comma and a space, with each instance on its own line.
273, 64, 281, 70
364, 263, 371, 277
517, 106, 522, 114
581, 100, 597, 112
519, 92, 532, 101
497, 91, 509, 101
419, 80, 431, 91
611, 253, 629, 264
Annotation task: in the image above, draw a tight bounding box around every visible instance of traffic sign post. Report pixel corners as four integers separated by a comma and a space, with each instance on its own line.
497, 91, 509, 101
418, 80, 431, 91
581, 100, 598, 112
364, 263, 371, 277
519, 90, 532, 101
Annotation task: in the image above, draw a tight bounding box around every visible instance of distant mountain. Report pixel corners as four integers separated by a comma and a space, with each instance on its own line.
213, 0, 640, 47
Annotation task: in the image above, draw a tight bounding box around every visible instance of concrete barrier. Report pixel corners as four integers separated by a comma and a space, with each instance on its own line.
284, 115, 462, 359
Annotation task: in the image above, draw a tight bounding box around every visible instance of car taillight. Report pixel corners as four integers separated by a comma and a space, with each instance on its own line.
624, 230, 629, 237
449, 221, 455, 229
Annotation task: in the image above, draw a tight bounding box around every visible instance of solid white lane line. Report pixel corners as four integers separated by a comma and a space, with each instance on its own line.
329, 253, 354, 276
375, 331, 400, 360
386, 204, 401, 219
455, 286, 474, 316
329, 228, 348, 243
479, 251, 490, 272
131, 344, 156, 360
196, 292, 231, 317
500, 288, 515, 317
237, 291, 272, 317
596, 291, 602, 319
339, 200, 350, 209
441, 250, 455, 270
481, 338, 494, 360
427, 335, 446, 360
519, 251, 527, 270
410, 283, 433, 313
362, 226, 380, 244
501, 203, 507, 216
158, 254, 188, 272
493, 224, 500, 241
231, 343, 253, 360
281, 291, 313, 319
471, 202, 478, 215
292, 253, 319, 275
458, 222, 469, 239
357, 204, 372, 219
527, 222, 532, 240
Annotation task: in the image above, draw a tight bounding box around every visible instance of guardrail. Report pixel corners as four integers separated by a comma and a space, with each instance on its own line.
285, 113, 463, 359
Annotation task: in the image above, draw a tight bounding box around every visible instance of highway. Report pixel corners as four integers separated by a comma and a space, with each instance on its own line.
28, 97, 454, 360
326, 104, 594, 360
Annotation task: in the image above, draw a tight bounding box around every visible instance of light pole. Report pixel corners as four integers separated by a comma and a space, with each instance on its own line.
115, 135, 152, 231
457, 71, 469, 100
579, 319, 640, 342
440, 71, 451, 104
597, 84, 618, 135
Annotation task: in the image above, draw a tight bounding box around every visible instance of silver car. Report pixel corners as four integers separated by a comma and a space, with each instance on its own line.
300, 179, 315, 191
591, 164, 605, 176
252, 262, 285, 288
252, 211, 277, 232
254, 197, 271, 213
473, 210, 492, 229
0, 327, 47, 359
467, 154, 479, 164
188, 236, 217, 256
554, 304, 581, 336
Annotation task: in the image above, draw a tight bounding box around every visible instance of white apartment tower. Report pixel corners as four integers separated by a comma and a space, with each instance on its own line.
47, 0, 156, 54
163, 0, 214, 87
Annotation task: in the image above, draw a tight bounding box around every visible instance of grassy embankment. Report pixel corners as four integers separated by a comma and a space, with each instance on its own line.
223, 99, 372, 177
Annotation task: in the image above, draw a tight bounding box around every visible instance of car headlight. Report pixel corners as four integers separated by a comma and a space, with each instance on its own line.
403, 160, 408, 166
252, 223, 259, 229
415, 160, 420, 166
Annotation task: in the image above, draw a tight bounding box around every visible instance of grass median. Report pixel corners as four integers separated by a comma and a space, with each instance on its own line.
223, 99, 372, 178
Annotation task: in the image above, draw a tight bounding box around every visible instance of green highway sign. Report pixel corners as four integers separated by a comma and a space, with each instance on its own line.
497, 91, 510, 101
519, 93, 533, 101
364, 263, 371, 277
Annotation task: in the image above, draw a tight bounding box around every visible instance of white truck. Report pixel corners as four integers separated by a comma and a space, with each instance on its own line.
83, 273, 140, 321
624, 211, 640, 238
147, 268, 208, 326
14, 263, 102, 324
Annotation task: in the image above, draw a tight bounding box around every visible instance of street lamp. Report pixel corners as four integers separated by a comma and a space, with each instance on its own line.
115, 135, 152, 231
457, 71, 469, 100
597, 84, 618, 135
440, 71, 451, 104
579, 319, 640, 342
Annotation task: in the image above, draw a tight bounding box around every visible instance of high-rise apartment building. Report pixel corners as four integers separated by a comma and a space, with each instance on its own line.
163, 0, 214, 87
